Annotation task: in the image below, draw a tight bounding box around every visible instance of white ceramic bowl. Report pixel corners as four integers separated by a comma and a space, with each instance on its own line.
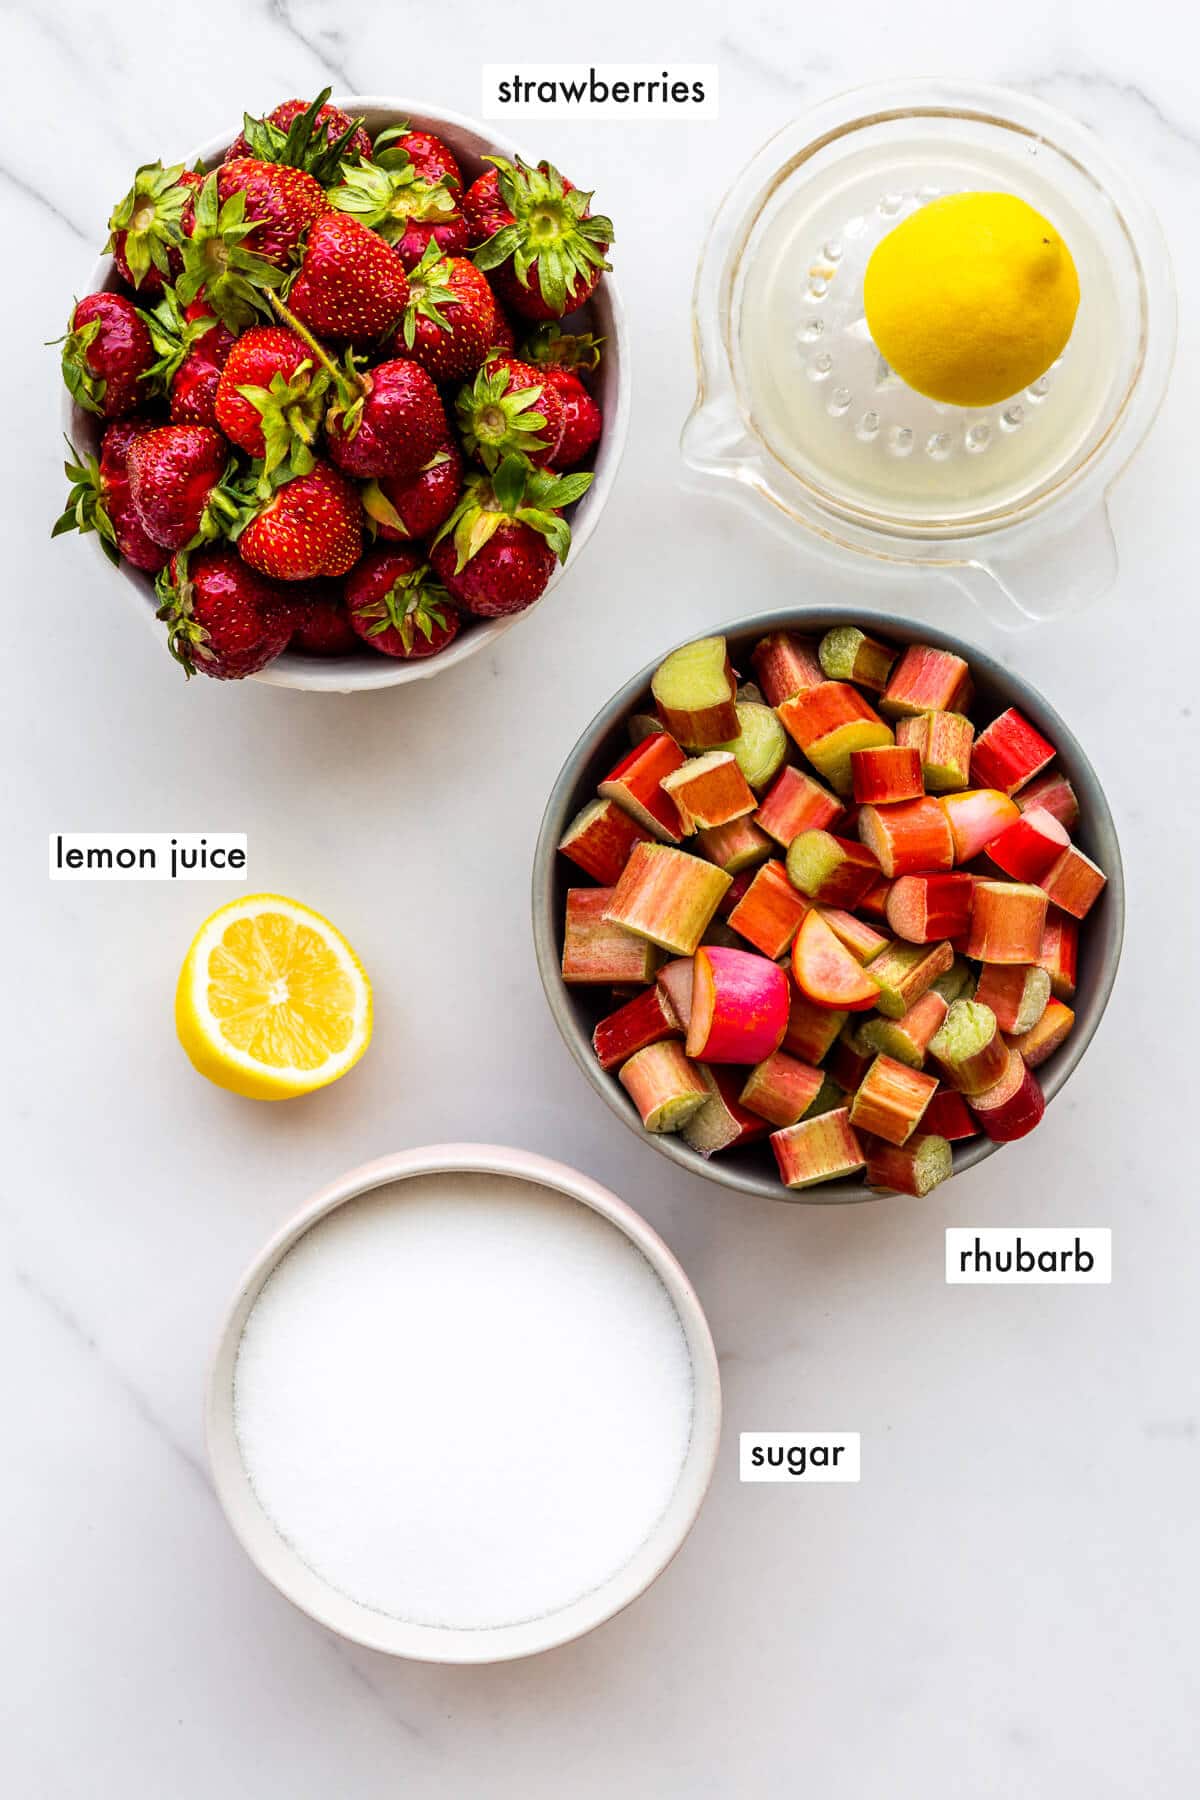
63, 98, 629, 692
206, 1144, 721, 1662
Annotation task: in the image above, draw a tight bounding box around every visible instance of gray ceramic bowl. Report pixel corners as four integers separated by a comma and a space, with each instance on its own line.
532, 609, 1124, 1204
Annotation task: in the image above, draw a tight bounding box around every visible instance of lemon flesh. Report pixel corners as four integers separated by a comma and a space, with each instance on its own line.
175, 894, 372, 1100
863, 192, 1080, 408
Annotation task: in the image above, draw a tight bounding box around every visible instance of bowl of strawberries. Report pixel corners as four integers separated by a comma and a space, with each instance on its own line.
533, 611, 1123, 1204
54, 91, 627, 690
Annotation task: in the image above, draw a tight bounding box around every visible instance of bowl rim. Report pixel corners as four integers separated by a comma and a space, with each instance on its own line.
205, 1142, 722, 1662
532, 607, 1125, 1205
62, 96, 630, 694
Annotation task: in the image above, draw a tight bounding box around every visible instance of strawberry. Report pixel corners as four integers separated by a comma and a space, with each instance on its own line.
328, 159, 466, 272
519, 328, 604, 464
60, 293, 154, 418
106, 162, 201, 295
326, 356, 447, 480
214, 326, 329, 477
136, 289, 235, 427
373, 124, 461, 190
225, 90, 372, 182
469, 157, 613, 321
345, 547, 459, 658
155, 546, 293, 679
216, 159, 327, 265
289, 581, 360, 655
390, 243, 495, 380
53, 424, 168, 572
126, 424, 231, 550
454, 353, 565, 470
235, 459, 362, 581
176, 171, 292, 331
429, 453, 592, 617
362, 442, 462, 542
287, 211, 409, 344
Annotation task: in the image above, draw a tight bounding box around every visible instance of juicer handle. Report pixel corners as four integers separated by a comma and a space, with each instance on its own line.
948, 503, 1119, 630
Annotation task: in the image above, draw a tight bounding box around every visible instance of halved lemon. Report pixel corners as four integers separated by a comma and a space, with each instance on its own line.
175, 894, 372, 1100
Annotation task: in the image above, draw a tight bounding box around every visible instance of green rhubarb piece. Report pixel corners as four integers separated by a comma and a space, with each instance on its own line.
869, 941, 953, 1019
805, 720, 894, 796
932, 956, 972, 1005
715, 703, 787, 790
818, 626, 897, 692
862, 1015, 923, 1068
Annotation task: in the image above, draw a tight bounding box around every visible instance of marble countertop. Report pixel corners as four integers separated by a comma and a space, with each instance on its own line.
5, 2, 1198, 1794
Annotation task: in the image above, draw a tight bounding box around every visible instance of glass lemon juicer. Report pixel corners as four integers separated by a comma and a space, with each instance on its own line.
683, 80, 1175, 626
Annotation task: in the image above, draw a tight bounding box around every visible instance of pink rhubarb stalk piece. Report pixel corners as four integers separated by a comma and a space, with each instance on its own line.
562, 889, 661, 985
1036, 913, 1078, 999
849, 1053, 939, 1146
777, 681, 894, 796
861, 988, 948, 1068
619, 1040, 709, 1133
973, 963, 1051, 1036
818, 625, 898, 693
850, 744, 924, 805
604, 842, 732, 956
986, 805, 1071, 883
782, 989, 847, 1064
599, 733, 686, 843
656, 957, 695, 1029
858, 877, 893, 920
697, 815, 773, 874
728, 860, 810, 959
785, 829, 881, 908
661, 751, 757, 834
927, 998, 1010, 1095
869, 938, 955, 1019
740, 1050, 824, 1128
881, 644, 971, 718
771, 1107, 866, 1188
895, 711, 974, 793
592, 984, 680, 1072
818, 906, 888, 964
970, 708, 1056, 796
1017, 769, 1079, 830
863, 1132, 954, 1197
967, 1046, 1046, 1141
558, 797, 652, 885
751, 631, 824, 706
651, 635, 739, 749
681, 1066, 771, 1157
754, 764, 844, 848
685, 945, 790, 1064
885, 872, 974, 944
1037, 844, 1107, 919
1005, 998, 1075, 1069
922, 1086, 979, 1141
939, 788, 1021, 864
858, 797, 955, 879
967, 881, 1049, 964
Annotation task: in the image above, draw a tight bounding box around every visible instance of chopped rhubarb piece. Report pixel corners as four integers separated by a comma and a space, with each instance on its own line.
859, 877, 894, 920
922, 1086, 979, 1141
967, 880, 1048, 963
1038, 844, 1107, 919
1017, 769, 1080, 830
754, 764, 844, 848
599, 734, 686, 843
782, 989, 846, 1063
714, 702, 788, 790
681, 1066, 771, 1157
970, 708, 1056, 795
661, 751, 757, 834
933, 956, 973, 1004
740, 1050, 824, 1128
717, 868, 756, 917
785, 829, 880, 908
973, 963, 1050, 1035
986, 806, 1071, 883
605, 843, 731, 956
751, 631, 824, 706
685, 945, 790, 1064
791, 908, 882, 1011
850, 744, 924, 805
849, 1053, 939, 1146
885, 872, 974, 944
806, 1073, 848, 1118
562, 889, 661, 986
939, 788, 1021, 863
968, 1047, 1045, 1141
818, 625, 898, 693
881, 644, 971, 718
656, 957, 695, 1028
652, 635, 738, 749
858, 797, 954, 879
778, 681, 894, 795
870, 938, 955, 1019
728, 860, 810, 959
819, 907, 888, 964
698, 815, 774, 875
827, 1020, 874, 1093
628, 711, 663, 747
593, 984, 681, 1071
1005, 998, 1075, 1069
771, 1107, 865, 1189
861, 989, 948, 1067
894, 711, 974, 792
619, 1040, 709, 1133
558, 797, 652, 885
1035, 913, 1078, 999
928, 998, 1010, 1095
864, 1132, 953, 1197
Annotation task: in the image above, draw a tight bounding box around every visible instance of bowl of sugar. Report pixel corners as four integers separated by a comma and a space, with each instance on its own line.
206, 1143, 721, 1662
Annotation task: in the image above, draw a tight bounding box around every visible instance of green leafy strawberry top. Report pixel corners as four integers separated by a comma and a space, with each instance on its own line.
237, 358, 330, 486
177, 174, 285, 331
434, 453, 592, 571
354, 563, 454, 651
473, 158, 613, 316
234, 88, 369, 187
51, 439, 120, 564
136, 287, 217, 387
455, 360, 553, 470
520, 323, 604, 374
329, 160, 458, 242
106, 161, 195, 288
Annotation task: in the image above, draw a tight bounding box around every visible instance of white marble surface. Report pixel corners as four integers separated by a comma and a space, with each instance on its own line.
4, 2, 1199, 1793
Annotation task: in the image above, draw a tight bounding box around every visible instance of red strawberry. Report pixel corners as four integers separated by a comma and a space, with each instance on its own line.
53, 423, 168, 572
289, 582, 361, 654
363, 441, 462, 542
107, 163, 202, 294
345, 547, 459, 659
429, 454, 592, 617
287, 212, 409, 344
518, 326, 603, 465
214, 326, 329, 473
137, 289, 237, 427
236, 459, 362, 581
469, 157, 612, 321
126, 424, 230, 550
328, 160, 466, 272
215, 159, 327, 265
176, 169, 302, 332
374, 125, 462, 190
326, 357, 447, 480
60, 293, 154, 418
390, 243, 495, 381
155, 546, 293, 679
226, 93, 372, 176
454, 353, 565, 470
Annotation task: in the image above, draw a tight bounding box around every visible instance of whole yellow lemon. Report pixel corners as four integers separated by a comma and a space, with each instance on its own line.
863, 192, 1080, 407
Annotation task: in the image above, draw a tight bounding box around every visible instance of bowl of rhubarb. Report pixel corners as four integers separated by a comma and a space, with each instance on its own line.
533, 612, 1122, 1203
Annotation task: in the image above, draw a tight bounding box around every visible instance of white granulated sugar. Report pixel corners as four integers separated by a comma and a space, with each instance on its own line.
233, 1173, 695, 1630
